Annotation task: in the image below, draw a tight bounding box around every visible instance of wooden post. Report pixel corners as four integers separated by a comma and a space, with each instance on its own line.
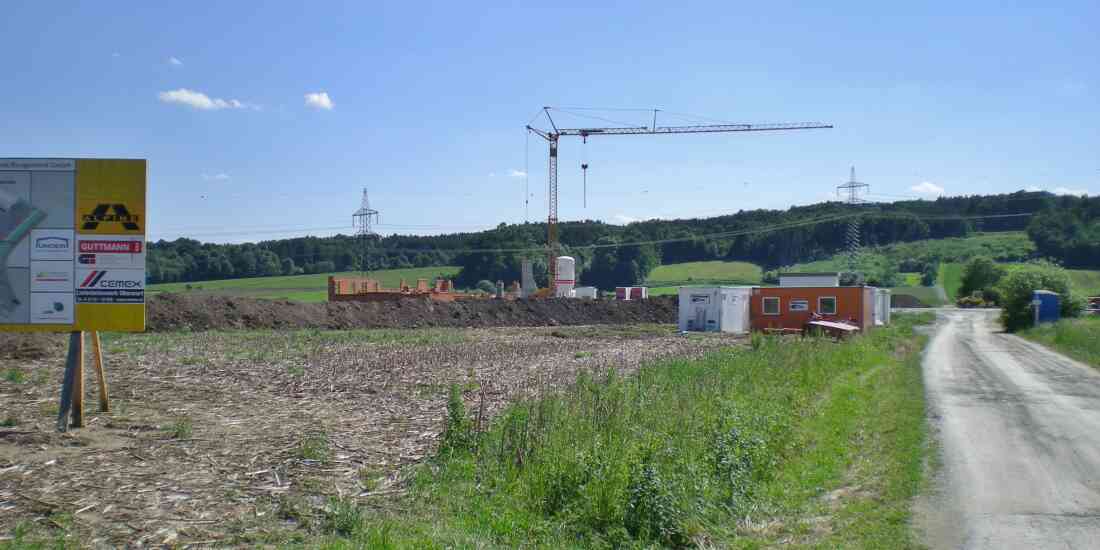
91, 332, 110, 412
56, 332, 81, 432
71, 332, 85, 428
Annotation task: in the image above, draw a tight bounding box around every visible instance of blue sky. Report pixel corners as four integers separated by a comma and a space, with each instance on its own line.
1, 1, 1097, 243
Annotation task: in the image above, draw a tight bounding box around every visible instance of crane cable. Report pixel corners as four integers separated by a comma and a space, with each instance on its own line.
581, 135, 589, 208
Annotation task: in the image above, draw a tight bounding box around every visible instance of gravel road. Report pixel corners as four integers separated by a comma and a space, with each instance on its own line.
919, 308, 1100, 549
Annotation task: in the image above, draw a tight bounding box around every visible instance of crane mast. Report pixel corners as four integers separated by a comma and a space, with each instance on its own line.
526, 108, 832, 291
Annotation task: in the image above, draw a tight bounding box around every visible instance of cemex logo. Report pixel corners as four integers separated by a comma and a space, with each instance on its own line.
82, 204, 141, 231
79, 271, 142, 289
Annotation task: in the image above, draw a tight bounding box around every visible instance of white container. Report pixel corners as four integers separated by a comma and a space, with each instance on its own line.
779, 272, 840, 287
678, 286, 752, 334
574, 286, 597, 299
555, 256, 576, 297
874, 288, 891, 325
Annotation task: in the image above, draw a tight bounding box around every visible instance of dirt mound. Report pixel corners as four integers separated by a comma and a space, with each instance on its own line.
147, 293, 677, 332
0, 332, 65, 359
891, 293, 929, 308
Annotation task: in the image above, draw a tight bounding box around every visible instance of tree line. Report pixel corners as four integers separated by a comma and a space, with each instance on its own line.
147, 190, 1094, 288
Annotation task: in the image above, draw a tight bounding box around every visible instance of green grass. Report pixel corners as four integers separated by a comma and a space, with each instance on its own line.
147, 266, 461, 302
889, 286, 947, 307
940, 262, 964, 300
645, 260, 763, 287
879, 231, 1034, 263
1068, 270, 1100, 296
303, 314, 933, 548
1021, 316, 1100, 367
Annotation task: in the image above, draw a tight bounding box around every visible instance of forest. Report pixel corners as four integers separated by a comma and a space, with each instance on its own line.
146, 190, 1097, 290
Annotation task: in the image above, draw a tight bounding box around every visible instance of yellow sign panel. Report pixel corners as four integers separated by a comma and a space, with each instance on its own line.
0, 158, 146, 333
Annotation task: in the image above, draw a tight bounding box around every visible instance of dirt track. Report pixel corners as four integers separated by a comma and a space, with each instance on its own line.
146, 293, 677, 332
918, 309, 1100, 549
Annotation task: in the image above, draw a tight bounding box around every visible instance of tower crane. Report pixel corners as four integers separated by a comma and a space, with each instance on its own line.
525, 107, 832, 291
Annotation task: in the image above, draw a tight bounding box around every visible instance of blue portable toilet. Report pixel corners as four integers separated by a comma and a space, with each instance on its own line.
1032, 290, 1060, 324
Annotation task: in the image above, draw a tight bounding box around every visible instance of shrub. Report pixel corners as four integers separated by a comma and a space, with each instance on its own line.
920, 262, 939, 287
959, 256, 1005, 302
624, 460, 685, 546
440, 384, 474, 454
996, 261, 1081, 331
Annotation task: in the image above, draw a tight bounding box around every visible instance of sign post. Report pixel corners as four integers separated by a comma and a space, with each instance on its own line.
1, 158, 146, 431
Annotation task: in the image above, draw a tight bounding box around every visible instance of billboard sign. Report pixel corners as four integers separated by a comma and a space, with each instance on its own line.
0, 159, 146, 332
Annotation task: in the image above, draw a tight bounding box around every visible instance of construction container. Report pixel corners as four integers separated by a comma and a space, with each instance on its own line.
574, 286, 598, 299
779, 272, 840, 287
1032, 290, 1060, 324
678, 287, 752, 334
615, 287, 649, 300
751, 286, 875, 332
555, 256, 576, 298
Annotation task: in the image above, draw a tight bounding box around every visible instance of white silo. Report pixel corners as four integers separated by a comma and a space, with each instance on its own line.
555, 256, 576, 298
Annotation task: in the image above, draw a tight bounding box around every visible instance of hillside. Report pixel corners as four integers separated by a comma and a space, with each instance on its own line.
149, 191, 1074, 289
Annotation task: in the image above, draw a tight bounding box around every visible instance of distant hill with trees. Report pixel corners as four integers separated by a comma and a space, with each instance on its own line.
147, 190, 1096, 289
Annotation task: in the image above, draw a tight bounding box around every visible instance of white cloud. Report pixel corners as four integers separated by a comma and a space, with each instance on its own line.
168, 56, 183, 66
1025, 185, 1042, 192
304, 91, 334, 110
910, 181, 945, 196
612, 214, 640, 224
1053, 187, 1090, 196
158, 88, 255, 110
201, 173, 231, 181
507, 169, 527, 178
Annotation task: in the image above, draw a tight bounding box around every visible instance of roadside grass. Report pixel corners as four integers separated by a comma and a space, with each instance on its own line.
939, 262, 964, 300
303, 313, 932, 548
1020, 316, 1100, 367
645, 261, 763, 287
146, 266, 461, 300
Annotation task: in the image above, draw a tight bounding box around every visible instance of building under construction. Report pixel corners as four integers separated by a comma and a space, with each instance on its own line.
328, 276, 523, 303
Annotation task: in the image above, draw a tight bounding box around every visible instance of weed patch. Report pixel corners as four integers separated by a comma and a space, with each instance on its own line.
297, 432, 331, 463
3, 368, 25, 384
169, 417, 193, 439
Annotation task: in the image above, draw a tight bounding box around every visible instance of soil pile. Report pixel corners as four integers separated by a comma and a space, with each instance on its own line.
147, 293, 677, 332
0, 332, 64, 359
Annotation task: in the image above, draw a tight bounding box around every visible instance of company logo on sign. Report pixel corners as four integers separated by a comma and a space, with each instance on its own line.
78, 254, 96, 265
81, 204, 141, 231
34, 271, 70, 282
80, 270, 144, 289
79, 240, 143, 253
34, 236, 70, 250
75, 268, 145, 304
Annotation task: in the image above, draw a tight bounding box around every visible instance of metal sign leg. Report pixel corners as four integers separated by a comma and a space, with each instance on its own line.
55, 331, 81, 432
